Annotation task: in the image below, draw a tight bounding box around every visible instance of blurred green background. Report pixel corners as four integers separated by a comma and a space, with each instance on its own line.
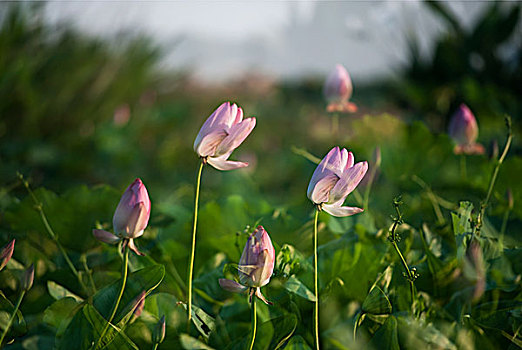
0, 2, 521, 349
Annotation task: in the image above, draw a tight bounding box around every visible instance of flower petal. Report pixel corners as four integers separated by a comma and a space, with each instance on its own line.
207, 156, 249, 171
219, 279, 248, 293
215, 117, 256, 157
308, 173, 338, 204
93, 229, 121, 244
307, 147, 341, 201
194, 129, 228, 157
329, 161, 368, 203
322, 204, 364, 217
255, 287, 273, 306
128, 238, 145, 256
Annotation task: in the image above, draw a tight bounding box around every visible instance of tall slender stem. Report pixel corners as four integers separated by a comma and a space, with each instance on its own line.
500, 210, 510, 239
313, 209, 320, 350
95, 244, 129, 350
248, 292, 257, 350
392, 241, 415, 304
0, 290, 25, 346
187, 162, 204, 329
18, 173, 89, 296
152, 344, 158, 350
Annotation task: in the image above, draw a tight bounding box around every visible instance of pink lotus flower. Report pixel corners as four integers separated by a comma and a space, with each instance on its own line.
219, 226, 275, 305
0, 239, 15, 271
324, 64, 357, 113
307, 147, 368, 217
93, 178, 151, 256
448, 104, 485, 155
194, 102, 256, 170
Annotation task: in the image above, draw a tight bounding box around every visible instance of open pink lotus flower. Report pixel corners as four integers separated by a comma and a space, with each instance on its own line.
219, 226, 275, 305
324, 64, 357, 113
93, 178, 151, 256
194, 102, 256, 171
307, 147, 368, 217
448, 104, 485, 155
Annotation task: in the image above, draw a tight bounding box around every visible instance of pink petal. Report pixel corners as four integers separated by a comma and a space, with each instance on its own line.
128, 238, 145, 256
307, 147, 341, 201
308, 173, 338, 204
255, 287, 273, 306
219, 279, 248, 293
194, 129, 228, 157
323, 64, 353, 103
329, 161, 368, 203
93, 229, 121, 244
207, 156, 248, 171
322, 204, 364, 217
215, 117, 256, 157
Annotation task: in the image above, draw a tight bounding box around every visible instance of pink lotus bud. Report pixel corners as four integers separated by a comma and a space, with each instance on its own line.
448, 104, 485, 155
0, 239, 15, 271
238, 226, 275, 288
323, 64, 357, 113
194, 102, 256, 171
113, 178, 151, 239
21, 263, 34, 291
130, 291, 146, 322
307, 147, 367, 217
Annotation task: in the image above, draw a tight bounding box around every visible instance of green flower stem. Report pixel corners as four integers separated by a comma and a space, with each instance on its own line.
95, 243, 129, 350
248, 292, 257, 350
391, 241, 416, 305
0, 290, 25, 346
353, 312, 362, 342
18, 173, 89, 296
313, 208, 320, 350
187, 161, 204, 330
81, 254, 97, 294
152, 344, 159, 350
475, 116, 512, 237
500, 209, 510, 239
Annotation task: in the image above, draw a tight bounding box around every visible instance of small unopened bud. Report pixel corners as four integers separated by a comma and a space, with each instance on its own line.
152, 315, 166, 344
130, 291, 146, 322
506, 189, 514, 210
0, 239, 15, 271
21, 264, 34, 291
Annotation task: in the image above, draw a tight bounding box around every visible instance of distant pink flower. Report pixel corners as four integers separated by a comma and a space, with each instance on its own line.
448, 104, 485, 155
0, 239, 15, 271
93, 178, 151, 256
307, 147, 367, 217
323, 64, 357, 113
219, 226, 274, 305
194, 102, 256, 170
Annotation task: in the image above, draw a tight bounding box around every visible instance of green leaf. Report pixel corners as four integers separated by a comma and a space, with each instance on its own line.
283, 336, 312, 349
452, 201, 474, 259
284, 275, 315, 302
58, 305, 96, 350
181, 302, 216, 340
180, 334, 216, 350
0, 291, 26, 341
269, 314, 298, 350
93, 264, 165, 325
361, 286, 392, 315
47, 280, 84, 302
43, 297, 82, 338
368, 316, 400, 350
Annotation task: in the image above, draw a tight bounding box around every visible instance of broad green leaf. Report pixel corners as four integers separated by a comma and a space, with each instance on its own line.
368, 316, 400, 350
361, 286, 392, 315
452, 201, 474, 259
180, 334, 216, 350
43, 297, 82, 338
47, 280, 83, 302
284, 275, 315, 302
269, 314, 298, 350
181, 302, 216, 340
58, 305, 96, 350
284, 336, 312, 350
93, 264, 165, 325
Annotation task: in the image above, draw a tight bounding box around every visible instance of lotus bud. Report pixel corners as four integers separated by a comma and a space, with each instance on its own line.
238, 226, 275, 288
0, 239, 15, 271
152, 315, 166, 344
323, 64, 357, 113
194, 102, 256, 171
448, 104, 485, 155
113, 178, 151, 239
307, 147, 367, 217
21, 263, 34, 291
130, 291, 146, 323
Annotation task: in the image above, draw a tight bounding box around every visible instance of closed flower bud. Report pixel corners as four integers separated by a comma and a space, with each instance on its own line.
113, 178, 151, 239
194, 102, 256, 171
130, 291, 146, 322
152, 315, 166, 344
0, 239, 15, 271
307, 147, 367, 217
21, 263, 34, 291
323, 64, 357, 113
238, 226, 275, 288
448, 104, 484, 155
